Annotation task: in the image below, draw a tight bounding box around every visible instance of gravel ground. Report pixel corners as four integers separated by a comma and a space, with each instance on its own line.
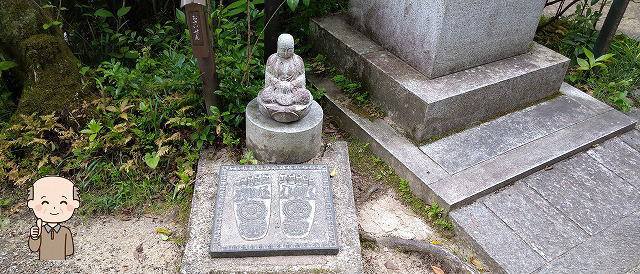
0, 207, 183, 273
356, 188, 484, 274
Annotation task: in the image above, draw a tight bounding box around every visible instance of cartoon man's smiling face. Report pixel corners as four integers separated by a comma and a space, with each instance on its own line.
27, 177, 79, 223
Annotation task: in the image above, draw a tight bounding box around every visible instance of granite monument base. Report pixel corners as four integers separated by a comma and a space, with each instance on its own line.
180, 142, 362, 273
348, 0, 547, 78
246, 98, 323, 164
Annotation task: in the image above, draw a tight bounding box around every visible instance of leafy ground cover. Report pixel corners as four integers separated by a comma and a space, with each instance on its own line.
536, 1, 640, 111
0, 1, 348, 218
0, 2, 264, 216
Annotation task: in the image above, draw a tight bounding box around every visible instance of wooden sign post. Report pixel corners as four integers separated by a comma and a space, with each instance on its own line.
181, 0, 220, 115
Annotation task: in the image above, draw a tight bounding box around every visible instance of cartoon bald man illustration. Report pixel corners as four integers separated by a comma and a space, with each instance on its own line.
26, 176, 80, 260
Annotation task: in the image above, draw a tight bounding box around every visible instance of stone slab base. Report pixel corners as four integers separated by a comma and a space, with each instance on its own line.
180, 142, 363, 273
309, 14, 570, 143
310, 74, 636, 212
246, 99, 323, 164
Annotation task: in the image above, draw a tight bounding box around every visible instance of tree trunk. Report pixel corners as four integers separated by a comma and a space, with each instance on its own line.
0, 0, 91, 119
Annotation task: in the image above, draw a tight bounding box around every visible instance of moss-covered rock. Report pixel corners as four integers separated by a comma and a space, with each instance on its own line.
0, 0, 92, 118
16, 34, 91, 116
0, 0, 60, 62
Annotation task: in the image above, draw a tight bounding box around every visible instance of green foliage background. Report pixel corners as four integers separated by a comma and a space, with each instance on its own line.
0, 0, 346, 215
536, 0, 640, 111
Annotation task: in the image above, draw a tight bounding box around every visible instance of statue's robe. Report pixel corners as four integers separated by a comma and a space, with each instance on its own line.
260, 54, 310, 107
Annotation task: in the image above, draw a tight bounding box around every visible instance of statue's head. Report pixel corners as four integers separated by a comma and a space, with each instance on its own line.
277, 34, 294, 59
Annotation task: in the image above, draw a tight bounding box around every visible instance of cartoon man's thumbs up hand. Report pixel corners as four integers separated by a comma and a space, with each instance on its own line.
30, 219, 42, 239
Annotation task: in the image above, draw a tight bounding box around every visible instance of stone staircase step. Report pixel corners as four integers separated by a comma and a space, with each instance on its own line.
431, 109, 635, 210
450, 134, 640, 273
309, 75, 450, 201
420, 96, 600, 174
310, 74, 637, 212
310, 14, 570, 144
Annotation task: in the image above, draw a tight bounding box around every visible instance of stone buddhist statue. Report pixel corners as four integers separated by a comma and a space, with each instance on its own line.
258, 34, 313, 123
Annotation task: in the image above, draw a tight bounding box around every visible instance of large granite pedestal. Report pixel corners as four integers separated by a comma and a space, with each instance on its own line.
310, 15, 569, 143
349, 0, 546, 78
246, 99, 323, 164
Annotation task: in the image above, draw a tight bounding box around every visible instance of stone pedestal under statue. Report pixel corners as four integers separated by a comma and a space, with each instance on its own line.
246, 33, 323, 164
246, 98, 323, 164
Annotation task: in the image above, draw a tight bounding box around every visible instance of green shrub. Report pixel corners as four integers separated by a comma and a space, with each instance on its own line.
536, 1, 640, 111
537, 0, 608, 61
0, 1, 266, 214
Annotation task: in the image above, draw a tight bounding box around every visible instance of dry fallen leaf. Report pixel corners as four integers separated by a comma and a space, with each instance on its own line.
136, 243, 143, 253
431, 265, 445, 274
384, 260, 399, 270
431, 239, 441, 245
544, 165, 554, 171
133, 243, 144, 261
330, 169, 336, 177
157, 227, 172, 241
156, 227, 172, 236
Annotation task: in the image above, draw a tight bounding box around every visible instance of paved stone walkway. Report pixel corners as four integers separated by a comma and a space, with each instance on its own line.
451, 126, 640, 273
543, 1, 640, 40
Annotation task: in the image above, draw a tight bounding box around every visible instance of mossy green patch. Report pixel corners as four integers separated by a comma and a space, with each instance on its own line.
0, 0, 60, 61
306, 55, 385, 121
13, 34, 92, 117
0, 0, 93, 119
347, 136, 454, 236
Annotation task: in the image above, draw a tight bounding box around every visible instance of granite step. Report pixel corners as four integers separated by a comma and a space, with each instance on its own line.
450, 131, 640, 273
309, 14, 570, 144
310, 73, 637, 212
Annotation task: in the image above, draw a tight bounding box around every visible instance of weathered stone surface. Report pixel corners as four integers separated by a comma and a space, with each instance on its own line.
628, 108, 640, 126
308, 15, 383, 78
524, 153, 640, 235
587, 138, 640, 189
421, 96, 597, 173
481, 182, 587, 261
348, 0, 547, 78
535, 210, 640, 273
311, 69, 637, 213
431, 110, 636, 210
308, 74, 448, 206
559, 82, 612, 113
246, 98, 323, 164
450, 202, 545, 273
259, 34, 313, 123
181, 142, 362, 273
310, 15, 569, 143
210, 165, 338, 257
621, 129, 640, 151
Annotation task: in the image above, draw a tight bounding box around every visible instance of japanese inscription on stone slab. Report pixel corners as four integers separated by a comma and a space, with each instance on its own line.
210, 165, 339, 257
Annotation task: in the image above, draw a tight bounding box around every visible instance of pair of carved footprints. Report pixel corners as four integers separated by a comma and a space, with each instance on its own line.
234, 174, 316, 241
